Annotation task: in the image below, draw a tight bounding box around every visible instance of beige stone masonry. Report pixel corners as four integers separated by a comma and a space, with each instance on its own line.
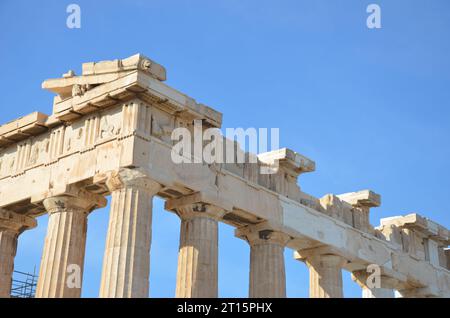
236, 223, 291, 298
36, 188, 106, 298
337, 190, 380, 234
0, 54, 449, 298
40, 55, 221, 126
99, 168, 161, 298
257, 148, 315, 202
319, 194, 354, 227
0, 112, 48, 149
352, 270, 395, 298
379, 214, 449, 269
378, 214, 450, 297
43, 54, 166, 102
0, 210, 36, 298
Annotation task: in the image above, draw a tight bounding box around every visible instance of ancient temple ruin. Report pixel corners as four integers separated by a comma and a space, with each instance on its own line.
0, 54, 448, 298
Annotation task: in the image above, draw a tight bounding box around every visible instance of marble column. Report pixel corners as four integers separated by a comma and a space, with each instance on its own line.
301, 253, 346, 298
99, 169, 161, 298
36, 189, 106, 298
362, 287, 395, 298
166, 196, 224, 298
0, 210, 36, 298
236, 226, 290, 298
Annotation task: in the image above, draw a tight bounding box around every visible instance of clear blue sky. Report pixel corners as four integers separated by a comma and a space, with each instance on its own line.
1, 0, 449, 298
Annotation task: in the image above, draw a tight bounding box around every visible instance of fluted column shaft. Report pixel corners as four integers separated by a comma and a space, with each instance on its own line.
165, 195, 225, 299
250, 240, 286, 298
236, 226, 290, 298
99, 169, 161, 298
0, 210, 36, 298
36, 192, 104, 298
306, 254, 345, 298
176, 213, 218, 298
0, 229, 17, 298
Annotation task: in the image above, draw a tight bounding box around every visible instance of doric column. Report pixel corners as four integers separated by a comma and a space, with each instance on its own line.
351, 271, 395, 298
236, 224, 290, 298
99, 169, 161, 298
295, 251, 347, 298
36, 188, 106, 298
0, 210, 36, 298
362, 287, 395, 298
165, 193, 225, 298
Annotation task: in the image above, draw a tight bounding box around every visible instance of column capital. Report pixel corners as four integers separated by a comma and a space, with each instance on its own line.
341, 190, 378, 232
106, 168, 161, 194
294, 248, 348, 268
296, 248, 346, 298
43, 187, 107, 215
0, 209, 37, 234
336, 190, 381, 209
235, 222, 291, 247
351, 270, 399, 290
165, 192, 227, 221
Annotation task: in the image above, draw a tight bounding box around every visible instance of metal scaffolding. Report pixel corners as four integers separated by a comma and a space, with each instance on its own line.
10, 268, 38, 298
